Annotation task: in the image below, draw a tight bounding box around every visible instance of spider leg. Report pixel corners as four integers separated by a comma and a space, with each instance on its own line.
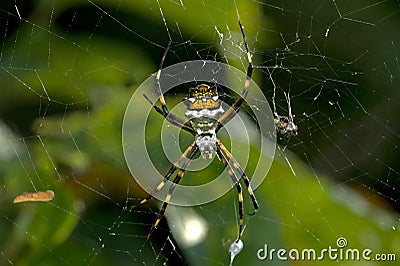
216, 139, 259, 215
215, 147, 244, 242
216, 21, 253, 132
143, 93, 165, 118
144, 145, 199, 244
143, 93, 195, 135
130, 141, 197, 209
145, 41, 195, 135
155, 40, 172, 115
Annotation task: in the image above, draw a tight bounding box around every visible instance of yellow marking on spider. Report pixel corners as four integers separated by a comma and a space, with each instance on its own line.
188, 99, 220, 110
165, 193, 172, 203
139, 198, 147, 204
159, 96, 166, 105
157, 182, 165, 191
247, 52, 252, 63
154, 219, 161, 228
238, 193, 243, 202
244, 79, 250, 89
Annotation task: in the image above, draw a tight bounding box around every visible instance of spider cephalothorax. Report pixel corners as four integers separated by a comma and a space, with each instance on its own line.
135, 21, 259, 244
186, 84, 220, 110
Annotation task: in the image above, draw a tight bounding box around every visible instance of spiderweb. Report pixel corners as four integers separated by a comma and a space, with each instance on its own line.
1, 0, 400, 265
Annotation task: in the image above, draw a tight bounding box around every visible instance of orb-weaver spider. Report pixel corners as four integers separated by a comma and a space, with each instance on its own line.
133, 21, 259, 244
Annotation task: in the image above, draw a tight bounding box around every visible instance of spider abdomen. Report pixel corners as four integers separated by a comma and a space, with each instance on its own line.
188, 117, 219, 159
195, 133, 216, 159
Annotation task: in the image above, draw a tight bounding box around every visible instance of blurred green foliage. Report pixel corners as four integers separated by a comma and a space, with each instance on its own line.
0, 0, 400, 265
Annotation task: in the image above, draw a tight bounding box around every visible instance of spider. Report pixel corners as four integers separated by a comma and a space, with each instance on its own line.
133, 21, 259, 244
274, 115, 298, 136
273, 92, 298, 137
